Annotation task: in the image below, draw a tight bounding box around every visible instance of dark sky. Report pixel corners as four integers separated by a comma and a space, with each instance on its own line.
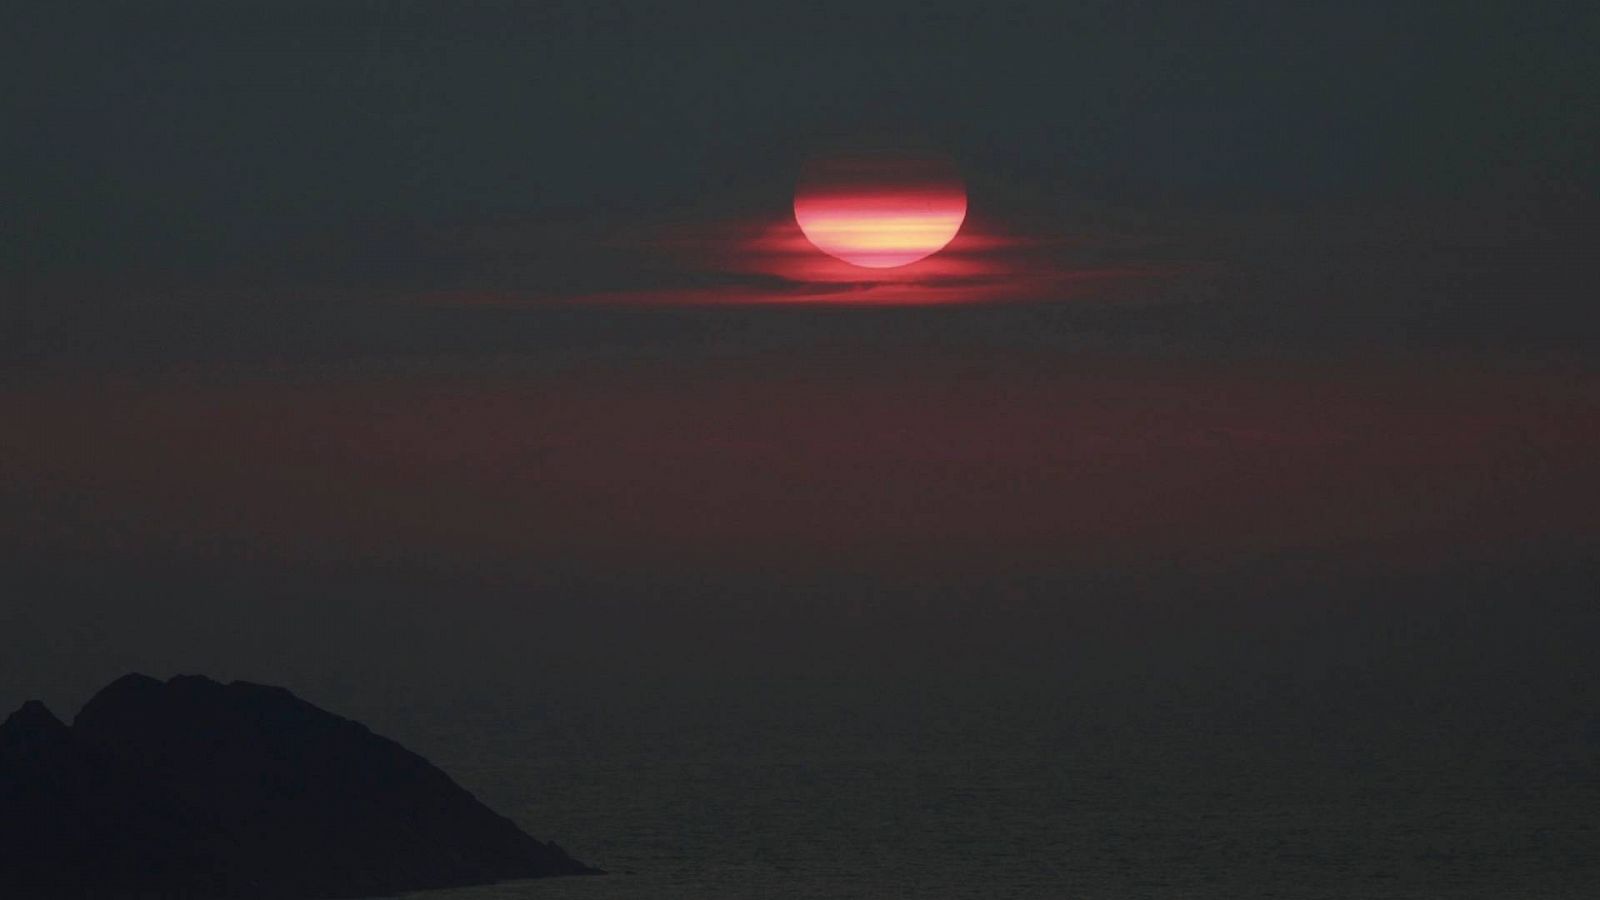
6, 1, 1596, 278
3, 2, 1598, 714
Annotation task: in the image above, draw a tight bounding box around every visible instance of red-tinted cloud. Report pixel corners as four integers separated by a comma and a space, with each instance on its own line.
388, 206, 1205, 310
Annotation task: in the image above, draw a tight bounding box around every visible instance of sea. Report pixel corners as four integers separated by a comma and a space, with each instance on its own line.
390, 680, 1599, 900
378, 569, 1600, 900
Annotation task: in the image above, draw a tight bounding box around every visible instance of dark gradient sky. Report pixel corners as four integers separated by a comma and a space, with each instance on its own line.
3, 2, 1599, 719
6, 1, 1596, 278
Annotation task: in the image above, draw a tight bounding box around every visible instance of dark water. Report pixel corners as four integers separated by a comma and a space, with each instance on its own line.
380, 570, 1600, 900
396, 683, 1599, 900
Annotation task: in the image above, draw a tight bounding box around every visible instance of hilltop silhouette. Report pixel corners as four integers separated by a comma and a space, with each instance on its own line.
0, 673, 598, 899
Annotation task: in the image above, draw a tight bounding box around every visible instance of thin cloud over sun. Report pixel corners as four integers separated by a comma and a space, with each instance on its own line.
379, 203, 1212, 311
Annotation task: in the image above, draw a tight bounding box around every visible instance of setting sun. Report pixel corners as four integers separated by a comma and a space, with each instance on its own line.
793, 146, 967, 268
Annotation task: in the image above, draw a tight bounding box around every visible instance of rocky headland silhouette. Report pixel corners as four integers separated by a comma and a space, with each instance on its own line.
0, 673, 598, 899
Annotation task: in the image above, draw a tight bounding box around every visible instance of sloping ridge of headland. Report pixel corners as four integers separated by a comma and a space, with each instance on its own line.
0, 673, 600, 899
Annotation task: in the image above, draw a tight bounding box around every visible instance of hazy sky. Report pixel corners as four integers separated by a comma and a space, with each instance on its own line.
3, 2, 1597, 714
6, 1, 1595, 277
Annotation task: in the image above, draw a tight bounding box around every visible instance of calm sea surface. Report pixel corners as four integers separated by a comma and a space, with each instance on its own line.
391, 672, 1599, 900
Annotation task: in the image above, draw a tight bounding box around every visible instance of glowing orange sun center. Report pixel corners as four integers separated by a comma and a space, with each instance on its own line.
793, 149, 967, 268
